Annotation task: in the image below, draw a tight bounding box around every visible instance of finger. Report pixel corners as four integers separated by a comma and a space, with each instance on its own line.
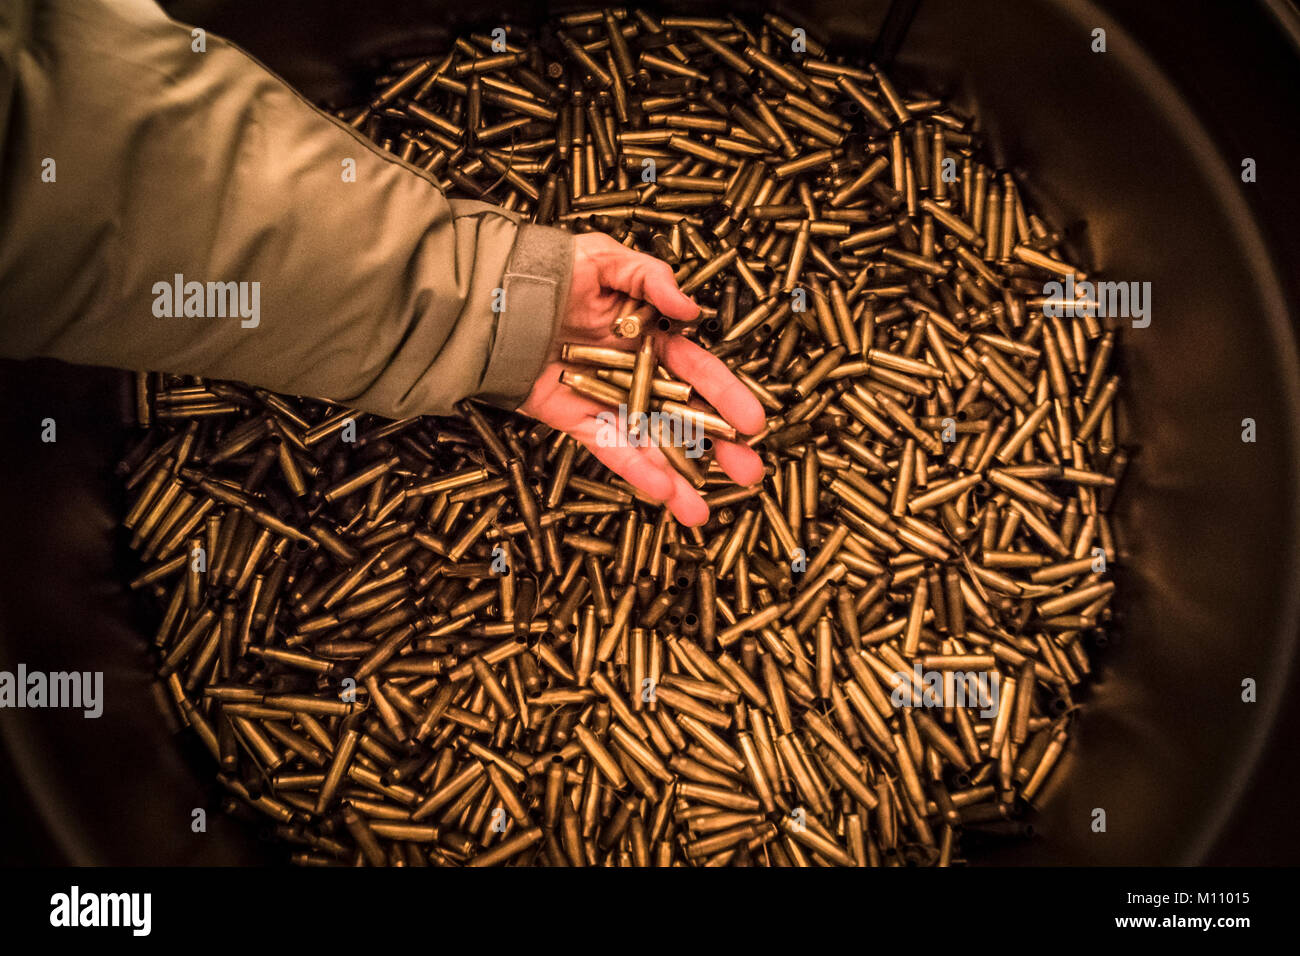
712, 439, 766, 486
626, 440, 709, 525
592, 240, 700, 321
567, 419, 678, 504
522, 379, 679, 503
575, 411, 708, 525
653, 334, 767, 435
661, 467, 710, 527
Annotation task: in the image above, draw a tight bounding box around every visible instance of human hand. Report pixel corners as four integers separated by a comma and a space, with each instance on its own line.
519, 232, 766, 526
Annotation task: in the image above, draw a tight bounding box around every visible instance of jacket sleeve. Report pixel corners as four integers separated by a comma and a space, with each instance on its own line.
0, 0, 573, 417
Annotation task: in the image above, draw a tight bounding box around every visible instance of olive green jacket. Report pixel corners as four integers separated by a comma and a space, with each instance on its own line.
0, 0, 573, 416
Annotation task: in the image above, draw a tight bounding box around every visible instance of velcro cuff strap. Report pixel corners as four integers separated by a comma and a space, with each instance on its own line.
477, 224, 573, 409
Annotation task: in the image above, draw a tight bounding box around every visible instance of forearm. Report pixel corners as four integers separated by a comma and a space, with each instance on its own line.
0, 0, 572, 416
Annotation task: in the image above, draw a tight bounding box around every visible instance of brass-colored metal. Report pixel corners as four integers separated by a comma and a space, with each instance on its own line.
122, 8, 1123, 870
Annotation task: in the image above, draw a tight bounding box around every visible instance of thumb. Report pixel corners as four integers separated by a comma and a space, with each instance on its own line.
593, 241, 700, 322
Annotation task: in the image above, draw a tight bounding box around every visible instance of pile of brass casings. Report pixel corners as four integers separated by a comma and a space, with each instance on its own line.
121, 8, 1126, 866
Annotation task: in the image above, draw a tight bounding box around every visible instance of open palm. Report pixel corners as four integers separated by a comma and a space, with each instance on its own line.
520, 233, 766, 526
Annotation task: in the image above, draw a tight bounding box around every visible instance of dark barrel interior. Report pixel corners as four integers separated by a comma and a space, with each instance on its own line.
2, 0, 1298, 864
